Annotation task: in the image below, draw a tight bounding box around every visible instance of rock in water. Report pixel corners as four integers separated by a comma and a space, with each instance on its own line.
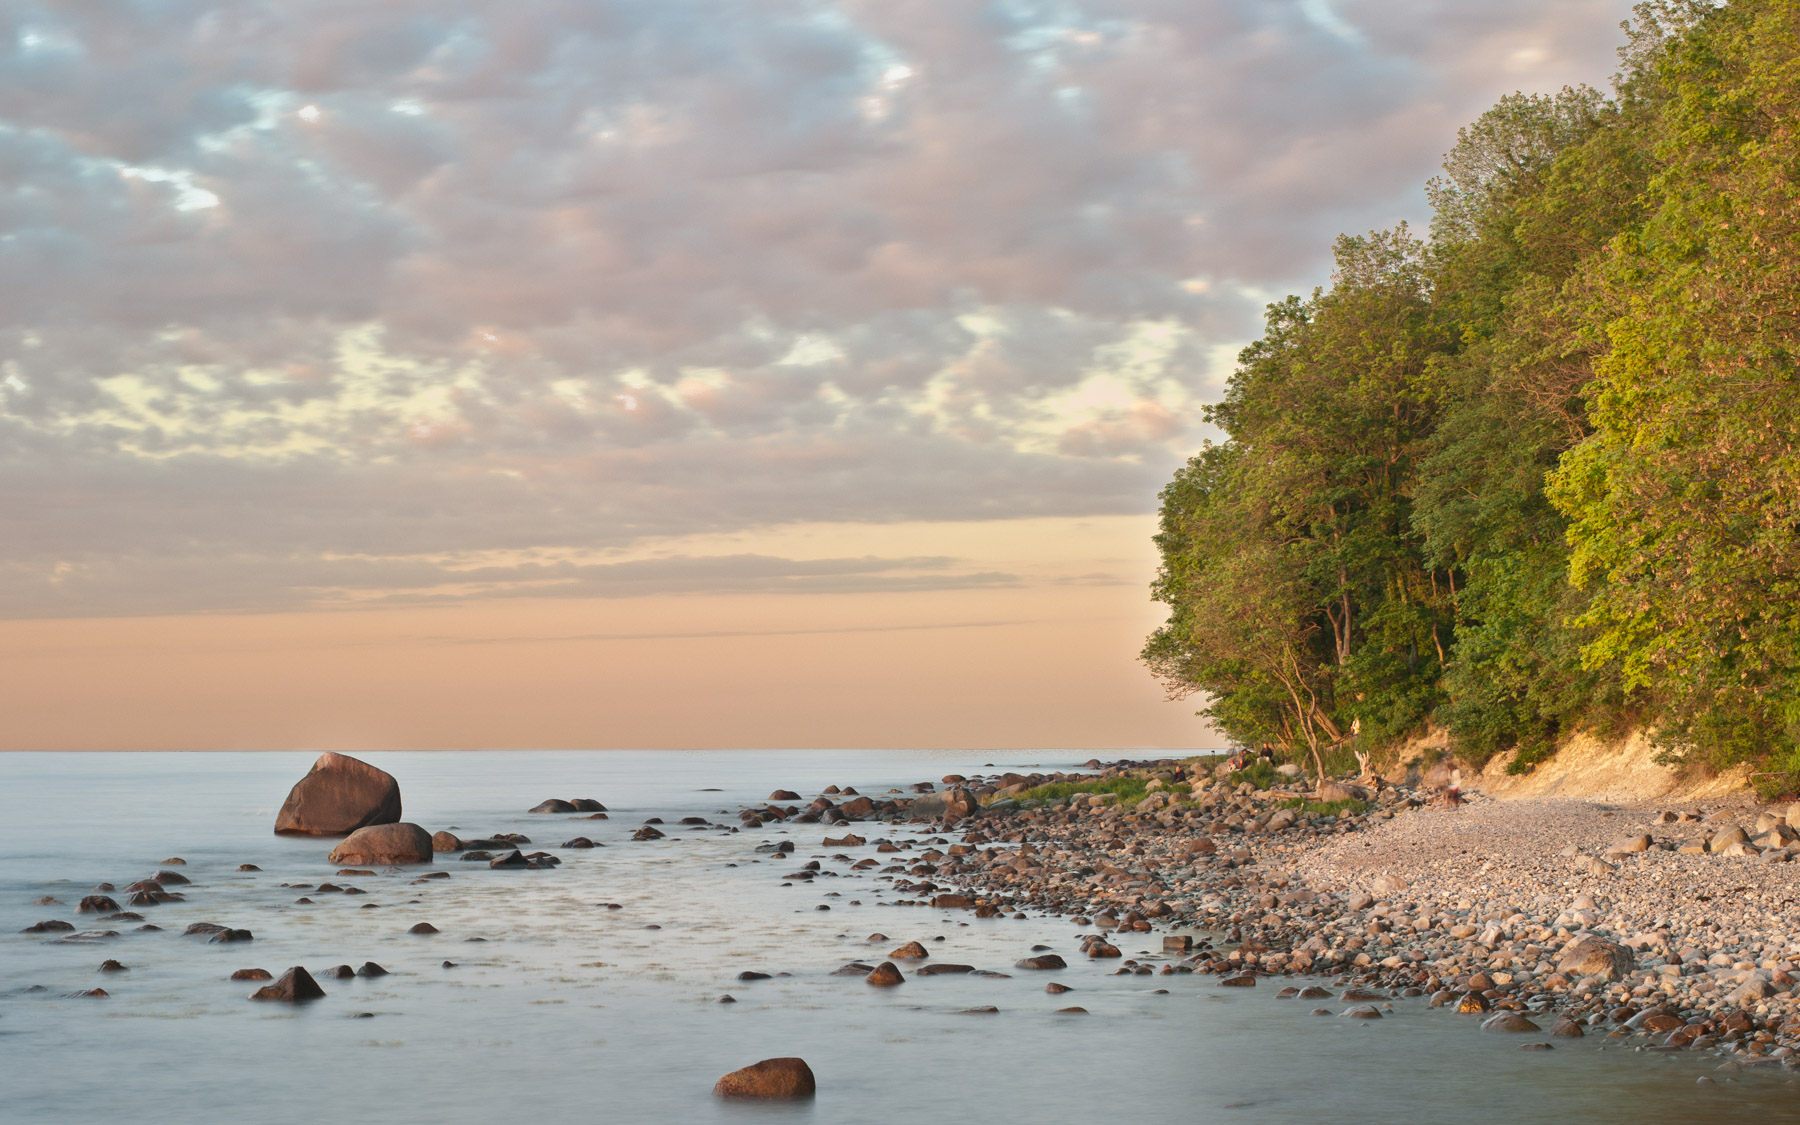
865, 961, 905, 986
249, 966, 326, 1001
888, 941, 929, 959
1481, 1012, 1542, 1033
328, 823, 434, 866
1555, 936, 1635, 981
274, 752, 402, 836
430, 831, 463, 853
713, 1058, 816, 1100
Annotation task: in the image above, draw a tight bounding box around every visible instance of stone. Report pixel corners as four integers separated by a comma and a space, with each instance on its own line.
209, 928, 254, 943
1555, 937, 1635, 982
77, 896, 120, 914
1318, 781, 1370, 804
1045, 982, 1072, 994
1370, 874, 1408, 896
916, 964, 975, 976
409, 922, 440, 934
1710, 825, 1750, 853
1550, 1017, 1586, 1038
1607, 834, 1652, 854
230, 968, 272, 981
562, 836, 597, 848
713, 1058, 816, 1100
357, 962, 389, 977
529, 799, 576, 814
1219, 974, 1256, 987
98, 959, 127, 972
250, 966, 326, 1001
320, 965, 355, 979
571, 799, 606, 812
822, 834, 866, 848
931, 894, 977, 909
865, 961, 905, 986
1015, 954, 1066, 970
888, 941, 929, 959
769, 790, 801, 801
430, 831, 463, 852
153, 870, 191, 885
1481, 1012, 1542, 1033
1185, 837, 1218, 855
328, 822, 433, 866
633, 826, 665, 841
489, 850, 530, 868
274, 752, 402, 836
1341, 1004, 1382, 1019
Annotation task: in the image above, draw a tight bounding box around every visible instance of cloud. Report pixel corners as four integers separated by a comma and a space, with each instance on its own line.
0, 0, 1636, 617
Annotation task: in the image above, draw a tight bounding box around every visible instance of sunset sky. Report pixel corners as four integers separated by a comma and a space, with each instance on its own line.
0, 0, 1635, 751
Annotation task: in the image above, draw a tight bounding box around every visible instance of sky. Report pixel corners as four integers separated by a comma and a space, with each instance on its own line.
0, 0, 1639, 751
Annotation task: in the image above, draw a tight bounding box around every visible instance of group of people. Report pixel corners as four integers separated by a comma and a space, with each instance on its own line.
1223, 743, 1278, 773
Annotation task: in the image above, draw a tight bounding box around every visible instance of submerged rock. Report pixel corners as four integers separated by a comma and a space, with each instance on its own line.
713, 1057, 815, 1100
328, 822, 434, 866
250, 966, 326, 1002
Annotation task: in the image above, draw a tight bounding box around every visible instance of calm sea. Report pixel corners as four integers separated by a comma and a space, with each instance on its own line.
0, 750, 1790, 1122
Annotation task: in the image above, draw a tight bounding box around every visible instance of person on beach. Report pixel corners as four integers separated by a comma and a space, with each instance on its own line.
1257, 743, 1275, 764
1445, 768, 1463, 808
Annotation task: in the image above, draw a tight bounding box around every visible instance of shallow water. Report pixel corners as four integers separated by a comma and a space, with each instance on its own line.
2, 750, 1796, 1123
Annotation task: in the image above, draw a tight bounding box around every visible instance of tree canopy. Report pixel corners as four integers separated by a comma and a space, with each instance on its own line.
1147, 0, 1800, 793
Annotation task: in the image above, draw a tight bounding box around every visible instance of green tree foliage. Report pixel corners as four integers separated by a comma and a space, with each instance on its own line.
1148, 0, 1800, 791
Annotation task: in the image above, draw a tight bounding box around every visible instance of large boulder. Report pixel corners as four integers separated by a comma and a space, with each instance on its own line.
274, 753, 401, 836
713, 1058, 816, 1100
1555, 936, 1635, 981
327, 823, 434, 866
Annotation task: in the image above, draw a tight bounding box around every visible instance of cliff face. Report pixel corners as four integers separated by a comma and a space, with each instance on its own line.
1376, 726, 1752, 802
1475, 730, 1750, 803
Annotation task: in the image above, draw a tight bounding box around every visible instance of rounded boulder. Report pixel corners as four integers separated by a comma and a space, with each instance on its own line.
328, 823, 434, 866
713, 1057, 816, 1100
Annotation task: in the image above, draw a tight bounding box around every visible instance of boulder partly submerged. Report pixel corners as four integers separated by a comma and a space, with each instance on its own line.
328, 823, 434, 866
274, 752, 401, 836
713, 1058, 816, 1100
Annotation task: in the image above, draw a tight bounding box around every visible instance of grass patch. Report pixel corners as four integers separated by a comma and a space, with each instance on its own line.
1227, 760, 1281, 790
1003, 777, 1151, 804
1276, 797, 1368, 817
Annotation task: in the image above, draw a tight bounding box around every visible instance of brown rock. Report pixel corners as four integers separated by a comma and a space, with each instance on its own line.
888, 941, 929, 959
1016, 954, 1067, 970
1555, 936, 1635, 982
769, 790, 801, 802
230, 969, 273, 981
77, 896, 120, 914
250, 966, 326, 1001
274, 752, 402, 836
327, 822, 434, 866
430, 831, 463, 852
1481, 1012, 1542, 1033
1219, 974, 1257, 987
865, 961, 905, 986
529, 799, 576, 814
409, 922, 440, 934
713, 1057, 816, 1100
1550, 1017, 1586, 1038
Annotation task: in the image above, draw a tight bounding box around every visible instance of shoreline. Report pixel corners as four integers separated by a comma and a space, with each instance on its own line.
883, 759, 1800, 1063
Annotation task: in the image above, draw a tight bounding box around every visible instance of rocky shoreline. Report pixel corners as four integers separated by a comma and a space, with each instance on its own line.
841, 758, 1800, 1070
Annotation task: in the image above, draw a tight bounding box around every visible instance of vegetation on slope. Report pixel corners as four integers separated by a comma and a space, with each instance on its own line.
1146, 0, 1800, 795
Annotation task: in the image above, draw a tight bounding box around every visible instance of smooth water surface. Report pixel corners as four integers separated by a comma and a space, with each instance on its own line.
2, 750, 1796, 1123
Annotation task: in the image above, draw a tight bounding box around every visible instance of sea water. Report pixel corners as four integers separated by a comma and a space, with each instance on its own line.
1, 750, 1793, 1123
